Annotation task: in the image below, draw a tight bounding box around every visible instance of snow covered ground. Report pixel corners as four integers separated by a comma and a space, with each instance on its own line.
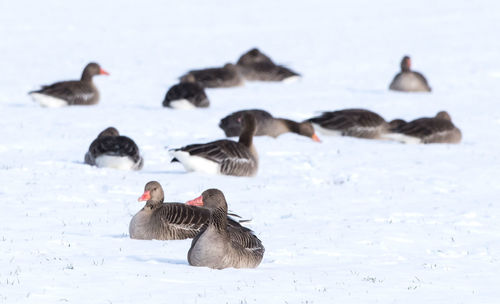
1, 0, 500, 303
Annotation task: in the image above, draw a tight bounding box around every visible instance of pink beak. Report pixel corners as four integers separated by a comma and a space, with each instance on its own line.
138, 190, 151, 202
100, 68, 110, 76
186, 195, 204, 206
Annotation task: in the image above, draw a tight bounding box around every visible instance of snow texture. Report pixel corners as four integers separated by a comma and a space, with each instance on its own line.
1, 0, 500, 303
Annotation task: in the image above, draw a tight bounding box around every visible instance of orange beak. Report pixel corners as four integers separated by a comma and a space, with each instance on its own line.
100, 68, 110, 76
138, 190, 151, 202
312, 133, 321, 142
186, 195, 204, 206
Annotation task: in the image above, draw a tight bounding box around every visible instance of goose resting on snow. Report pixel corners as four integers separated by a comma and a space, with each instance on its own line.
236, 48, 301, 82
170, 113, 258, 177
84, 127, 144, 170
129, 181, 248, 240
383, 111, 462, 144
29, 62, 109, 107
306, 109, 390, 139
162, 82, 210, 109
389, 56, 431, 92
219, 109, 320, 141
180, 63, 243, 88
187, 188, 264, 269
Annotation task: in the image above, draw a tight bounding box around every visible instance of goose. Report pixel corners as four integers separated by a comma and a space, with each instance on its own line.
389, 56, 431, 92
187, 189, 264, 269
236, 48, 300, 82
84, 127, 144, 170
129, 181, 246, 240
179, 63, 243, 88
29, 62, 109, 107
162, 82, 209, 109
383, 111, 462, 144
170, 113, 258, 177
307, 109, 390, 139
219, 109, 320, 141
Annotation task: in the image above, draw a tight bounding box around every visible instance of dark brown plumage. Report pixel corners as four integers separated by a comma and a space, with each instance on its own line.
84, 127, 144, 170
187, 189, 264, 269
162, 82, 209, 109
236, 48, 300, 82
386, 111, 462, 144
179, 63, 243, 88
307, 109, 389, 139
29, 62, 109, 107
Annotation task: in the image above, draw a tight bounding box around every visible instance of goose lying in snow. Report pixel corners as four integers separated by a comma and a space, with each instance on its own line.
187, 188, 264, 269
84, 127, 143, 170
389, 56, 431, 92
129, 181, 248, 240
170, 113, 258, 177
162, 82, 210, 109
236, 48, 300, 82
383, 111, 462, 144
219, 109, 320, 142
29, 62, 109, 107
307, 109, 390, 139
180, 63, 243, 88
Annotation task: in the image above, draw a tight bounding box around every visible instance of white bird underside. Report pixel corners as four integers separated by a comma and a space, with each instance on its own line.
380, 133, 422, 144
95, 155, 137, 170
170, 150, 220, 174
282, 75, 301, 84
30, 93, 68, 108
168, 99, 197, 110
311, 123, 343, 136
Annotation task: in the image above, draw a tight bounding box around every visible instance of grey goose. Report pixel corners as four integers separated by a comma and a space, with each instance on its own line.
84, 127, 143, 170
169, 113, 258, 177
129, 181, 248, 240
219, 109, 320, 142
162, 82, 209, 109
179, 63, 243, 88
29, 62, 109, 107
187, 189, 264, 269
389, 56, 431, 92
383, 111, 462, 144
307, 109, 390, 139
236, 48, 300, 82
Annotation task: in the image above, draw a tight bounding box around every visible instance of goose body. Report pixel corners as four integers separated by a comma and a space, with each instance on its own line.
307, 109, 389, 139
29, 62, 109, 107
130, 182, 247, 240
236, 48, 300, 82
180, 63, 243, 88
162, 82, 209, 109
187, 189, 264, 269
84, 127, 143, 170
389, 56, 431, 92
384, 111, 462, 144
219, 109, 320, 141
170, 113, 258, 177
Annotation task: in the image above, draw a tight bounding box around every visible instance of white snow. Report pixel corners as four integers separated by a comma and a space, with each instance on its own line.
1, 0, 500, 303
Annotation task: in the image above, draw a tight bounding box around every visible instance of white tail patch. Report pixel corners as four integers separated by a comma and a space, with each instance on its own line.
381, 133, 422, 144
30, 93, 68, 108
168, 99, 196, 110
311, 123, 342, 136
282, 75, 301, 84
170, 150, 220, 174
95, 155, 137, 170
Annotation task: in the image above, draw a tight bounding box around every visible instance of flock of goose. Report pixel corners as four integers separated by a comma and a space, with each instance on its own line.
28, 48, 462, 269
